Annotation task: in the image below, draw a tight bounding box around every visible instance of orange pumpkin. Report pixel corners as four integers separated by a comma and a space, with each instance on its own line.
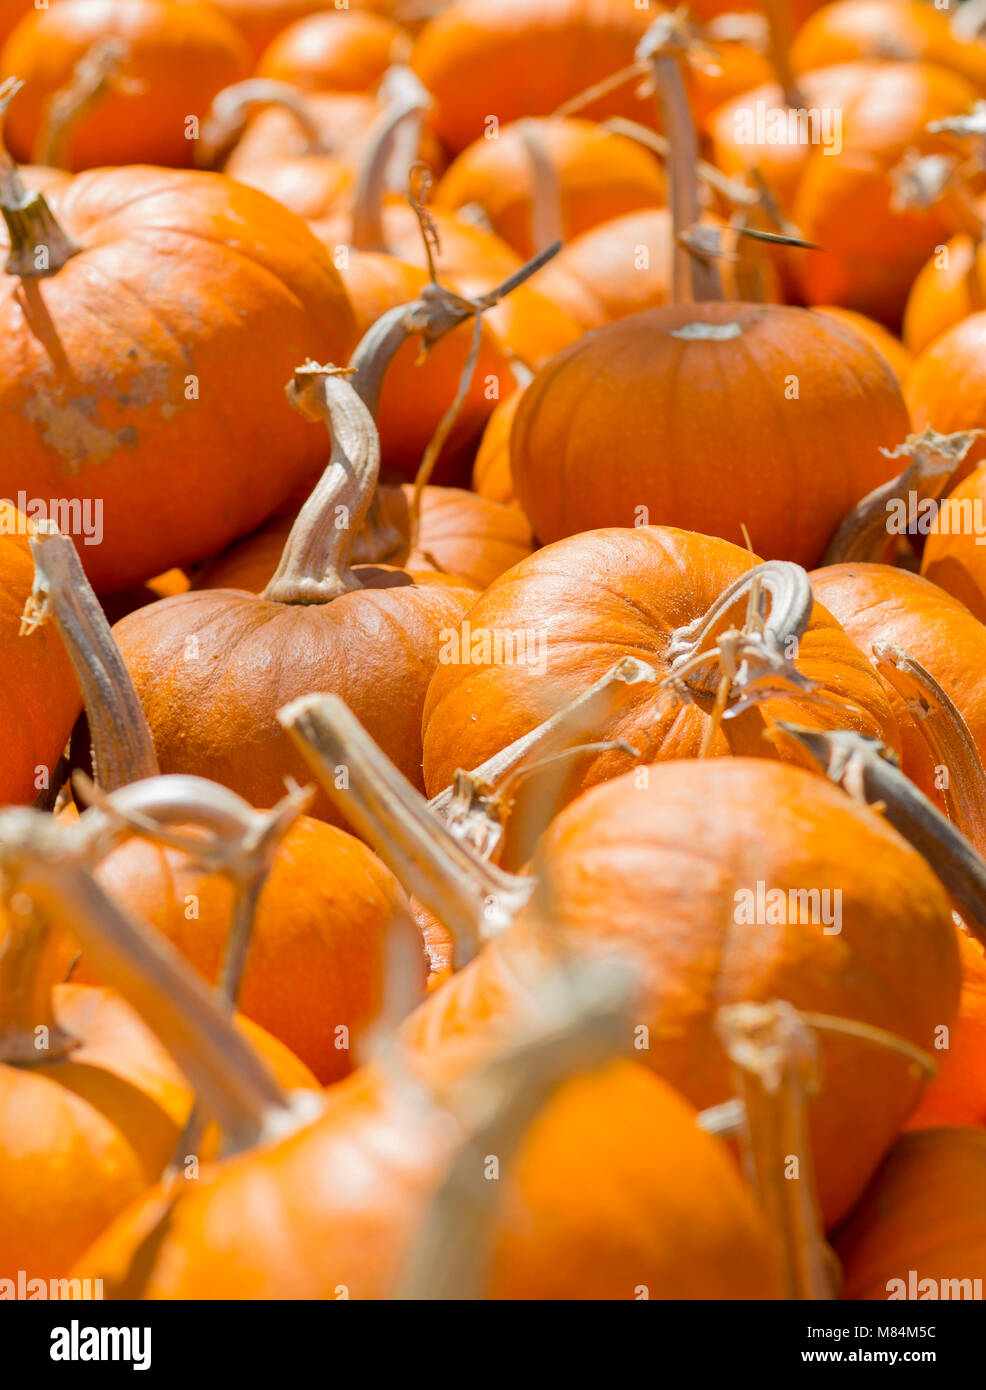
473, 388, 525, 507
791, 0, 986, 91
256, 9, 413, 93
835, 1128, 986, 1299
509, 302, 909, 565
0, 165, 357, 592
210, 0, 348, 61
903, 232, 986, 356
907, 311, 986, 475
0, 0, 251, 171
906, 930, 986, 1130
0, 506, 81, 806
921, 468, 986, 621
810, 305, 913, 384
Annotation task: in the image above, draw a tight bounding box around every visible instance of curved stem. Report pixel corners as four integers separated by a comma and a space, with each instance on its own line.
263, 366, 379, 605
517, 119, 563, 253
716, 1000, 838, 1300
0, 78, 78, 277
33, 38, 136, 169
762, 0, 805, 110
872, 642, 986, 856
280, 694, 534, 966
637, 16, 721, 303
602, 116, 758, 208
823, 428, 984, 565
0, 810, 312, 1153
350, 66, 432, 252
22, 526, 158, 791
396, 956, 634, 1299
196, 79, 324, 169
771, 723, 986, 949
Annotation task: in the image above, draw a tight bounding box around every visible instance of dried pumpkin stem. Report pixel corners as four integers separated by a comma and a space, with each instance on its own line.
280, 693, 534, 965
716, 1000, 838, 1300
397, 956, 635, 1299
196, 79, 324, 169
823, 428, 985, 565
0, 78, 78, 277
33, 38, 137, 169
602, 116, 758, 207
637, 16, 722, 303
428, 657, 658, 855
351, 65, 432, 252
21, 526, 158, 791
872, 642, 986, 857
264, 366, 380, 605
772, 723, 986, 949
516, 118, 564, 253
762, 0, 805, 109
0, 809, 313, 1153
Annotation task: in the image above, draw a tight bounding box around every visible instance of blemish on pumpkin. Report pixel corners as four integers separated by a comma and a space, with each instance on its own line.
670, 322, 743, 341
20, 394, 128, 473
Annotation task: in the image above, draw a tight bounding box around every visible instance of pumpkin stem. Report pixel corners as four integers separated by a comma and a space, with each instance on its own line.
33, 38, 140, 169
823, 428, 985, 565
397, 955, 636, 1299
871, 642, 986, 855
350, 65, 433, 252
196, 79, 324, 169
888, 151, 986, 238
602, 116, 757, 207
637, 14, 722, 303
263, 366, 379, 605
663, 560, 818, 726
21, 526, 158, 792
428, 656, 658, 859
761, 0, 805, 110
280, 693, 534, 966
0, 78, 79, 277
716, 1000, 838, 1299
516, 118, 564, 253
0, 807, 316, 1153
771, 722, 986, 949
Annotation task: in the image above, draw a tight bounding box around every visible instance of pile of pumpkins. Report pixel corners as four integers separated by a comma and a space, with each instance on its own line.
1, 0, 986, 1301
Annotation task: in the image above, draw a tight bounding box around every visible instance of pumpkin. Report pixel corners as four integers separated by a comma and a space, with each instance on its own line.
0, 506, 80, 806
920, 468, 986, 621
398, 756, 961, 1226
410, 0, 657, 156
209, 0, 346, 61
420, 529, 900, 839
509, 302, 910, 565
905, 929, 986, 1129
111, 369, 475, 826
472, 388, 525, 507
835, 1128, 986, 1299
256, 9, 413, 93
0, 161, 357, 593
903, 230, 986, 356
810, 305, 913, 384
199, 483, 533, 595
907, 310, 986, 476
432, 117, 667, 263
0, 0, 251, 171
790, 0, 986, 91
0, 0, 29, 49
809, 563, 986, 809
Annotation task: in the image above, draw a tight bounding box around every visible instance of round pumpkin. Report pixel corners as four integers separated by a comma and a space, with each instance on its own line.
835, 1128, 986, 1299
903, 232, 986, 357
210, 0, 344, 60
921, 468, 986, 621
256, 9, 413, 93
907, 310, 986, 474
906, 930, 986, 1130
0, 165, 357, 592
0, 0, 251, 171
473, 388, 525, 507
509, 302, 910, 565
791, 0, 986, 91
810, 305, 913, 384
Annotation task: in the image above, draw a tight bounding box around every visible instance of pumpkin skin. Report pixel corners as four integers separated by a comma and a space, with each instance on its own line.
809, 564, 986, 810
0, 0, 251, 172
337, 254, 515, 483
433, 118, 667, 263
256, 9, 413, 93
210, 0, 345, 60
404, 759, 960, 1227
73, 817, 427, 1086
74, 1046, 782, 1300
0, 0, 30, 48
198, 484, 533, 595
0, 167, 358, 593
810, 305, 913, 384
111, 573, 476, 827
421, 527, 900, 834
921, 469, 986, 623
906, 311, 986, 475
835, 1129, 986, 1299
903, 234, 986, 357
0, 981, 315, 1280
790, 0, 986, 92
0, 506, 81, 807
473, 389, 524, 508
411, 0, 657, 155
509, 303, 910, 565
905, 931, 986, 1130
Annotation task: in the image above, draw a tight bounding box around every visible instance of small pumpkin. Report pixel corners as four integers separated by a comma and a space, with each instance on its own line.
256, 9, 413, 93
921, 467, 986, 621
209, 0, 346, 61
472, 387, 525, 508
0, 0, 251, 171
907, 310, 986, 475
810, 305, 913, 384
905, 930, 986, 1130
